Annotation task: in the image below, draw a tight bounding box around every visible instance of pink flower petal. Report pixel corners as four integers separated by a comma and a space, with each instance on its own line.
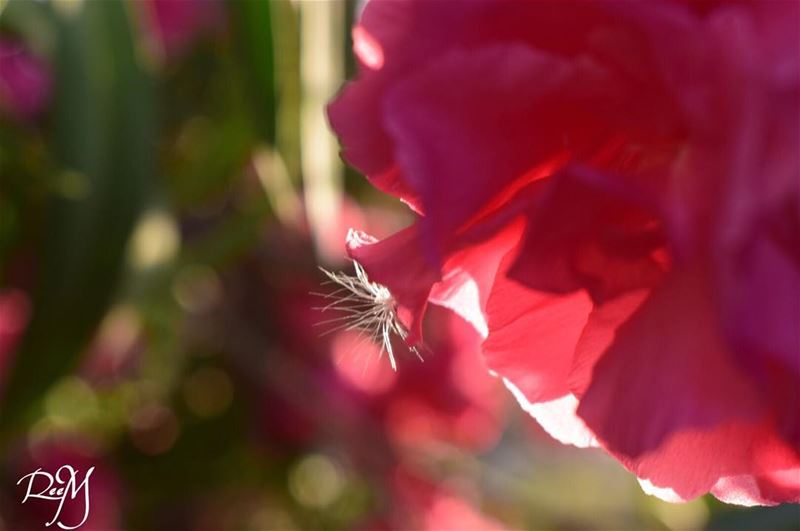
578, 268, 763, 457
621, 420, 800, 502
502, 383, 598, 449
383, 44, 613, 259
483, 251, 592, 403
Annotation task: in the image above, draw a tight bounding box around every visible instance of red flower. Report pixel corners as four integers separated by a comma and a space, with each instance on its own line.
257, 201, 505, 453
385, 468, 505, 531
0, 289, 30, 398
0, 39, 51, 122
333, 304, 506, 453
140, 0, 224, 60
328, 0, 799, 505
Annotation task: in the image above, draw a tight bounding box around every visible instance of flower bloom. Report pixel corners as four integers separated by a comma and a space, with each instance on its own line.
387, 468, 506, 531
0, 39, 51, 122
254, 201, 504, 453
140, 0, 224, 59
328, 0, 799, 505
332, 304, 506, 453
0, 289, 30, 397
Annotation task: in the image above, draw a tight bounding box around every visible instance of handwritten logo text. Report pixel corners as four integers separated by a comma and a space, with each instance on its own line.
17, 465, 94, 530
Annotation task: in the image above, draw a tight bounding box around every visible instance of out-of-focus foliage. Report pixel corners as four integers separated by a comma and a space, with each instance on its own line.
0, 1, 796, 530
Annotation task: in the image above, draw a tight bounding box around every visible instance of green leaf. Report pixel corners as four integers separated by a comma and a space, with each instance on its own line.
229, 0, 277, 145
0, 0, 155, 434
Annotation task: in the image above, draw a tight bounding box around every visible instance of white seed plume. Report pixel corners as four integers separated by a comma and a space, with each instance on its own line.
315, 261, 421, 371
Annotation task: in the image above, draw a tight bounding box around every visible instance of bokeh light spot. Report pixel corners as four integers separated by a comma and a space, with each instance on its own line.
651, 497, 709, 531
182, 367, 233, 418
288, 454, 346, 509
172, 264, 222, 313
44, 377, 99, 428
332, 331, 396, 394
128, 209, 180, 270
57, 170, 90, 199
128, 403, 180, 455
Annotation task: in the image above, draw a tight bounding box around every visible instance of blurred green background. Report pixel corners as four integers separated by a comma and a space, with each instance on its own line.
0, 0, 797, 529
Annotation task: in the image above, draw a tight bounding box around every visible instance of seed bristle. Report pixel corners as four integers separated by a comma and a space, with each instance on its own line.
315, 261, 422, 371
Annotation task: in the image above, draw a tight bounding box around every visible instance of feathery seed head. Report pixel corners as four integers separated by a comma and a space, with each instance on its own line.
315, 261, 421, 371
